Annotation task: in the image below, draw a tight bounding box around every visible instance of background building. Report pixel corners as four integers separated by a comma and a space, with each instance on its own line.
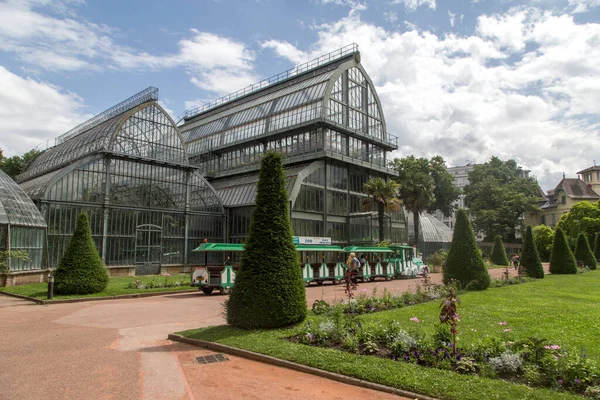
525, 166, 600, 227
17, 88, 225, 277
178, 44, 407, 260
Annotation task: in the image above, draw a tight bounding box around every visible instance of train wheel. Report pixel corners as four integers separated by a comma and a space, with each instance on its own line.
316, 281, 324, 286
219, 287, 232, 295
360, 277, 366, 283
332, 279, 340, 285
201, 287, 214, 295
305, 281, 311, 287
385, 276, 392, 281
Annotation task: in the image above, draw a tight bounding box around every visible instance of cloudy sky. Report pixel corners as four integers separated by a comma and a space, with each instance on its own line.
0, 0, 598, 190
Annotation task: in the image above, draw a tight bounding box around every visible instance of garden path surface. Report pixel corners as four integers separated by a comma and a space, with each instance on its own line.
0, 267, 534, 400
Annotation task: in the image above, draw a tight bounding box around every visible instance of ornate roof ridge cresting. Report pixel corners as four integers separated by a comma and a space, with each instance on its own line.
181, 44, 359, 121
57, 87, 159, 144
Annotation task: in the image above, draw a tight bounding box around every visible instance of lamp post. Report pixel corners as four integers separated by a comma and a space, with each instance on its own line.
47, 275, 54, 300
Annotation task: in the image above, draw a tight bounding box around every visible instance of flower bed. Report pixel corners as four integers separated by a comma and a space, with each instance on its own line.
293, 285, 600, 398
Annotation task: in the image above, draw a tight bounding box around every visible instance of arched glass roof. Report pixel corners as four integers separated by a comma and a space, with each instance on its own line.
406, 211, 453, 244
18, 95, 186, 183
0, 169, 46, 228
180, 45, 394, 157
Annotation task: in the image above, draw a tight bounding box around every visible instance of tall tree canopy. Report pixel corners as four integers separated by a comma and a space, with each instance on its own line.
532, 225, 554, 262
390, 155, 460, 250
0, 148, 42, 179
463, 157, 540, 242
555, 201, 600, 243
361, 178, 400, 244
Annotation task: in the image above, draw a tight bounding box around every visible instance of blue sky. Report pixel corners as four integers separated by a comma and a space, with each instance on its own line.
0, 0, 598, 190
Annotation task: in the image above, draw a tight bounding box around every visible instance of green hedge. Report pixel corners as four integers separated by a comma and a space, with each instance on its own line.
443, 209, 490, 290
226, 151, 307, 329
520, 225, 544, 278
594, 233, 600, 263
54, 212, 108, 295
549, 227, 577, 274
574, 232, 597, 270
490, 235, 510, 265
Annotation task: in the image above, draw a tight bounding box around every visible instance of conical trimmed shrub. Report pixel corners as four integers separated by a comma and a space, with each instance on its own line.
443, 209, 490, 290
520, 225, 544, 278
574, 233, 597, 270
549, 227, 577, 274
593, 233, 600, 263
54, 212, 108, 295
490, 235, 510, 265
226, 151, 307, 329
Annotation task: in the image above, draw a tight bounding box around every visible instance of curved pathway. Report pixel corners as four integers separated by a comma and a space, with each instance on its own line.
0, 267, 534, 400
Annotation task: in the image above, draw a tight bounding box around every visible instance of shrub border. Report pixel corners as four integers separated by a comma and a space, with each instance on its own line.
168, 333, 438, 400
0, 288, 198, 305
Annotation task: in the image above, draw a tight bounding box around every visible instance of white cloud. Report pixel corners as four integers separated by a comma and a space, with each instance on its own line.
0, 66, 88, 156
391, 0, 436, 12
0, 2, 258, 95
263, 9, 600, 190
568, 0, 600, 13
449, 11, 456, 27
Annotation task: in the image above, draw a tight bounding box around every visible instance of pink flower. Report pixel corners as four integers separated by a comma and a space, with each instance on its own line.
544, 345, 561, 350
452, 313, 460, 322
410, 317, 420, 323
498, 321, 507, 326
503, 328, 511, 332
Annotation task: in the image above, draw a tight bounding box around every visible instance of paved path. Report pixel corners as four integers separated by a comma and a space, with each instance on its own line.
0, 268, 529, 400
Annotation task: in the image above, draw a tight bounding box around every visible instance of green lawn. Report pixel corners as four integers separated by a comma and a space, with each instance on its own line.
1, 274, 195, 300
179, 271, 600, 400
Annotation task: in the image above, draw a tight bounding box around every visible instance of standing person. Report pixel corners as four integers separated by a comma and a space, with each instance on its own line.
346, 252, 360, 285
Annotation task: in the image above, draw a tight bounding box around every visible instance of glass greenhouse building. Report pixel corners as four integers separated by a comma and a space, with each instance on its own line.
0, 168, 47, 286
4, 44, 408, 282
17, 88, 225, 277
179, 44, 407, 259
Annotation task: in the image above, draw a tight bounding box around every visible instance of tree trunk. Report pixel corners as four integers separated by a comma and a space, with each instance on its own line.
413, 210, 420, 252
378, 202, 385, 244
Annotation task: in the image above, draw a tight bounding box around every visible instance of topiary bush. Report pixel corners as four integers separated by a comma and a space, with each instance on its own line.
549, 227, 577, 274
490, 235, 510, 266
519, 225, 544, 278
574, 233, 597, 270
226, 151, 307, 329
593, 233, 600, 263
443, 209, 490, 290
54, 212, 108, 295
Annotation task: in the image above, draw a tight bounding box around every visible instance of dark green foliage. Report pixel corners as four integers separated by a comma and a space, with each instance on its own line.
54, 212, 108, 295
443, 209, 490, 290
594, 233, 600, 262
532, 225, 554, 261
520, 226, 544, 278
463, 157, 541, 242
549, 228, 577, 274
574, 233, 597, 270
390, 155, 460, 250
226, 151, 307, 329
490, 235, 510, 265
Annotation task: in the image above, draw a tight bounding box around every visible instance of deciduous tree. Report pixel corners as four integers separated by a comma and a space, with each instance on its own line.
463, 157, 540, 241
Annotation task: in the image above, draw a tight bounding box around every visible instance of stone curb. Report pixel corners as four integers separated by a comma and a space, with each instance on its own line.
0, 289, 199, 305
168, 333, 438, 400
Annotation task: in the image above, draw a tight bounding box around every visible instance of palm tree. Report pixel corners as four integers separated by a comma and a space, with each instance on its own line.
361, 178, 401, 243
398, 173, 435, 251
